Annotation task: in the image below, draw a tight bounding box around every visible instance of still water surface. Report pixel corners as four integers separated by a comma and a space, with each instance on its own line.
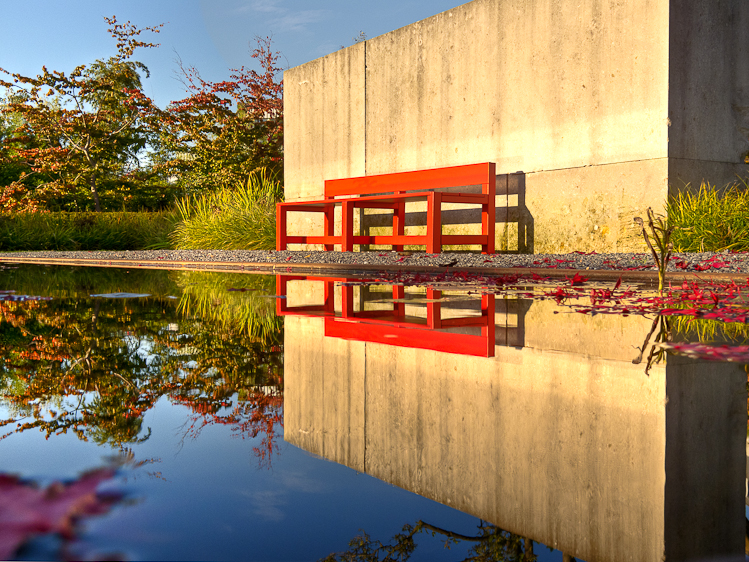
0, 264, 747, 561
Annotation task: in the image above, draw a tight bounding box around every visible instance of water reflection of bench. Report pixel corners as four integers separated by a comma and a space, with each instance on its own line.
275, 275, 495, 357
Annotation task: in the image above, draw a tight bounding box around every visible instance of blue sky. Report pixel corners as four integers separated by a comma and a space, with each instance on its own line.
0, 0, 465, 107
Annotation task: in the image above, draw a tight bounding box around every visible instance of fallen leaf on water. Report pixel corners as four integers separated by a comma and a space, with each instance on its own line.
0, 468, 122, 559
568, 272, 588, 286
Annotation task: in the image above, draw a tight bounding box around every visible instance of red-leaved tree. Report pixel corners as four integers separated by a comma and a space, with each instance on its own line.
151, 36, 284, 194
0, 17, 164, 212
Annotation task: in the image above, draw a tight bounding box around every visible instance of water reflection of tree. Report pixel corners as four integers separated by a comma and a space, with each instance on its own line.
321, 521, 542, 562
175, 271, 282, 347
164, 321, 283, 466
0, 276, 284, 465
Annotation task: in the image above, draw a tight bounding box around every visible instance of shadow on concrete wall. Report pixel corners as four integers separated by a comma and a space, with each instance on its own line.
359, 172, 534, 253
497, 297, 532, 347
502, 172, 534, 253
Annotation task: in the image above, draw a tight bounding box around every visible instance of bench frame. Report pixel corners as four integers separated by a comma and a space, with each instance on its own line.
275, 275, 496, 357
276, 162, 496, 254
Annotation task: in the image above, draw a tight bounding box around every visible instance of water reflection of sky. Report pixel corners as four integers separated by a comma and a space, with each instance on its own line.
1, 394, 491, 561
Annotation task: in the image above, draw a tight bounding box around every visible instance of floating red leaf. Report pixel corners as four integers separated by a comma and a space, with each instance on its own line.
0, 469, 121, 559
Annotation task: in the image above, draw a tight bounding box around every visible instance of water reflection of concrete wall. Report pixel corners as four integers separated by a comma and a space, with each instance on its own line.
284, 311, 747, 562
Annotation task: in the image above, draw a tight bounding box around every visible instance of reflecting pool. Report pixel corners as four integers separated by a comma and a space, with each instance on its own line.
0, 264, 747, 561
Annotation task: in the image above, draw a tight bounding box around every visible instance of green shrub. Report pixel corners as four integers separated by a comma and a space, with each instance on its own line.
0, 210, 180, 251
171, 168, 282, 251
668, 179, 749, 252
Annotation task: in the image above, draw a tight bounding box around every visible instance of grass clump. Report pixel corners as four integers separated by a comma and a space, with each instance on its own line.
668, 180, 749, 252
0, 211, 180, 251
171, 169, 282, 251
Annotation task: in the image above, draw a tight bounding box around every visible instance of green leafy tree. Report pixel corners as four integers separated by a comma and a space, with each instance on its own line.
0, 17, 165, 211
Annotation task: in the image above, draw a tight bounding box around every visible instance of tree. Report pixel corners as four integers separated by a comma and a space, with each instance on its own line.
0, 17, 164, 211
152, 36, 283, 194
321, 520, 539, 562
0, 94, 48, 212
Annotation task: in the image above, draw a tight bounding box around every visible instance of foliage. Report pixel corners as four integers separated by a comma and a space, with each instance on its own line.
0, 263, 181, 298
669, 313, 749, 345
171, 168, 282, 250
0, 210, 179, 251
0, 95, 35, 197
0, 17, 167, 212
668, 179, 749, 252
150, 37, 283, 194
0, 15, 286, 218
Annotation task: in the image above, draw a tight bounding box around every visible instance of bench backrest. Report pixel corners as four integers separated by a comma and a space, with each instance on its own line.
324, 162, 496, 199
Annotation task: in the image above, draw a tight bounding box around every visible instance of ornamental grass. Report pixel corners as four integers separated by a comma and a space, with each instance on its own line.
668, 179, 749, 252
171, 168, 282, 251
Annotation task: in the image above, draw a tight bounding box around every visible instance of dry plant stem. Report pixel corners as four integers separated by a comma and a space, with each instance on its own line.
632, 315, 661, 366
632, 314, 672, 375
634, 208, 673, 294
645, 316, 672, 375
635, 218, 661, 270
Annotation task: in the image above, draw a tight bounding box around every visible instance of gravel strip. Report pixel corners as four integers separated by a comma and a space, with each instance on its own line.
1, 249, 748, 274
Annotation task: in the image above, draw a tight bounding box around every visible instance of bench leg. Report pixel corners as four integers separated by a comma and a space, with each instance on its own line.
324, 280, 336, 314
275, 274, 287, 315
323, 206, 335, 251
482, 294, 495, 357
427, 288, 442, 329
482, 190, 495, 254
341, 283, 355, 317
393, 285, 405, 318
341, 201, 355, 252
426, 192, 443, 254
393, 201, 405, 252
276, 205, 287, 251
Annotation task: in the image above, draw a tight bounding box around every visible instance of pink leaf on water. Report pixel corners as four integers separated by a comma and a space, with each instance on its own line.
0, 469, 122, 559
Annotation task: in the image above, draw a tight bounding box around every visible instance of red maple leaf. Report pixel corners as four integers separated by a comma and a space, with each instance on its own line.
568, 272, 588, 286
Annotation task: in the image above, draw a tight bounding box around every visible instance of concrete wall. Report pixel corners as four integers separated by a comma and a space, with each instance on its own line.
283, 0, 749, 253
283, 307, 747, 562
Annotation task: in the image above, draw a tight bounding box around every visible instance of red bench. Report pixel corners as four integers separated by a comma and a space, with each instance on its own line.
276, 162, 496, 253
